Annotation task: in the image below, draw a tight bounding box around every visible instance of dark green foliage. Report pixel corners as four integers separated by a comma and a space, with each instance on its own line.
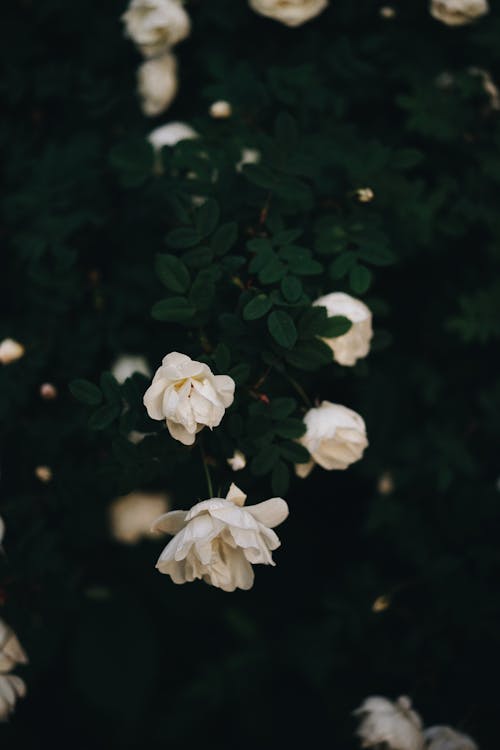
1, 1, 500, 749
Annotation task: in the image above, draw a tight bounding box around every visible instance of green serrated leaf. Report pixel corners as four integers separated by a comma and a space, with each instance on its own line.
88, 403, 121, 431
165, 228, 201, 249
270, 397, 297, 419
285, 339, 333, 371
211, 222, 238, 256
279, 441, 310, 463
349, 264, 373, 294
329, 252, 357, 279
100, 372, 120, 402
189, 270, 216, 310
251, 445, 280, 476
69, 379, 103, 406
274, 418, 306, 439
182, 246, 213, 268
242, 164, 278, 189
243, 294, 273, 321
213, 343, 231, 371
195, 198, 220, 237
151, 297, 196, 322
318, 315, 352, 338
228, 363, 251, 384
358, 246, 396, 267
155, 254, 191, 293
267, 311, 297, 349
280, 275, 302, 302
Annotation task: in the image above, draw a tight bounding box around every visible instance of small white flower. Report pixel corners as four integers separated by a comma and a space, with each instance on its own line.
151, 483, 289, 591
35, 465, 52, 483
249, 0, 328, 26
424, 726, 478, 750
111, 355, 151, 384
430, 0, 488, 26
296, 401, 368, 478
209, 100, 232, 119
137, 53, 178, 117
354, 695, 424, 750
39, 383, 58, 400
0, 619, 28, 674
314, 292, 373, 367
0, 339, 25, 365
236, 148, 261, 172
109, 491, 170, 545
380, 6, 396, 18
122, 0, 190, 57
227, 450, 246, 471
0, 675, 27, 722
356, 187, 375, 202
148, 121, 198, 152
143, 352, 235, 446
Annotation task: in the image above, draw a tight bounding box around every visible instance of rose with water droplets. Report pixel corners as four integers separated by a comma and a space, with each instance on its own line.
122, 0, 190, 57
249, 0, 329, 27
354, 696, 424, 750
430, 0, 488, 26
143, 352, 235, 445
296, 401, 368, 478
151, 483, 288, 591
314, 292, 373, 366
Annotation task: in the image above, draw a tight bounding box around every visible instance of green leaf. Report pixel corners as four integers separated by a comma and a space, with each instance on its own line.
189, 270, 216, 310
271, 460, 290, 495
297, 306, 328, 337
274, 112, 299, 153
251, 444, 280, 476
69, 379, 102, 406
279, 441, 310, 463
88, 403, 121, 431
155, 254, 191, 293
100, 372, 120, 403
329, 252, 357, 279
243, 294, 273, 321
318, 315, 352, 338
270, 397, 297, 419
165, 228, 201, 249
285, 340, 333, 371
182, 246, 213, 268
228, 363, 251, 384
259, 259, 287, 284
281, 275, 302, 302
108, 139, 154, 187
211, 222, 238, 256
242, 164, 277, 189
349, 264, 373, 294
213, 343, 231, 371
273, 228, 302, 245
267, 311, 297, 349
358, 245, 396, 267
151, 297, 196, 322
274, 418, 306, 439
195, 198, 220, 237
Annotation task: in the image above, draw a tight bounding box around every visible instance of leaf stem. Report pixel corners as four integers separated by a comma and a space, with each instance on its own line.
283, 372, 312, 408
199, 439, 214, 498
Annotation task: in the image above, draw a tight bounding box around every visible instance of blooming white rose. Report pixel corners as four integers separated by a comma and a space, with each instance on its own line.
122, 0, 190, 57
148, 121, 198, 152
0, 675, 26, 722
296, 401, 368, 478
314, 292, 373, 366
236, 148, 261, 172
151, 483, 289, 591
143, 352, 235, 445
109, 491, 170, 544
430, 0, 488, 26
249, 0, 328, 27
0, 338, 25, 365
0, 619, 28, 673
111, 355, 151, 384
227, 450, 246, 471
424, 726, 477, 750
137, 53, 178, 117
354, 696, 424, 750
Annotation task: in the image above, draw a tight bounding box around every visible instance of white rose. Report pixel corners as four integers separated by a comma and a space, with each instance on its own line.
109, 491, 170, 544
143, 352, 235, 445
424, 726, 477, 750
111, 355, 151, 384
0, 619, 28, 673
227, 450, 246, 471
0, 675, 26, 722
296, 401, 368, 478
236, 148, 261, 172
151, 483, 289, 591
137, 53, 178, 117
249, 0, 328, 27
430, 0, 488, 26
354, 696, 424, 750
148, 121, 198, 151
0, 338, 25, 365
314, 292, 373, 366
122, 0, 190, 57
209, 100, 232, 119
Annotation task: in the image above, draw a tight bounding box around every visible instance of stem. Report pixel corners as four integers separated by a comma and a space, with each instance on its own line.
283, 373, 312, 408
199, 440, 214, 498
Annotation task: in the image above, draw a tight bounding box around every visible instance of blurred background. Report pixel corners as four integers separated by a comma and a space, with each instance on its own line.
1, 0, 500, 747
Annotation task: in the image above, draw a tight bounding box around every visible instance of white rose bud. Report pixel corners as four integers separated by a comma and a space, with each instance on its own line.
0, 619, 28, 673
111, 355, 151, 384
35, 465, 52, 483
151, 483, 288, 591
143, 352, 235, 445
137, 53, 178, 117
148, 121, 198, 152
109, 491, 170, 545
296, 401, 368, 478
0, 339, 25, 365
227, 450, 246, 471
424, 726, 477, 750
39, 383, 58, 400
356, 187, 375, 202
209, 100, 232, 119
430, 0, 488, 26
354, 696, 424, 750
314, 292, 373, 366
122, 0, 190, 57
0, 675, 27, 722
236, 148, 261, 172
249, 0, 328, 27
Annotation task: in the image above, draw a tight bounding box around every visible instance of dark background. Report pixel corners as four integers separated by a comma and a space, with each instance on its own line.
1, 0, 500, 747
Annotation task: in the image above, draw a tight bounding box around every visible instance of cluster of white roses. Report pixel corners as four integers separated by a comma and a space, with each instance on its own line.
0, 619, 28, 721
138, 290, 372, 592
354, 695, 478, 750
121, 0, 191, 116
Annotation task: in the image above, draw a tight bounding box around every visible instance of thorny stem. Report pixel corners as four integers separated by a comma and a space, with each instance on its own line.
199, 439, 214, 498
